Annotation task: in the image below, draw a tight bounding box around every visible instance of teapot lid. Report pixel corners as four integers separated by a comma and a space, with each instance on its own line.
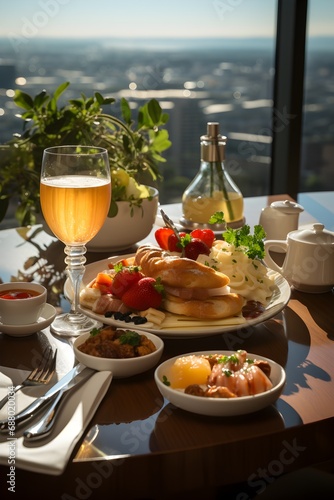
290, 223, 334, 243
270, 199, 304, 214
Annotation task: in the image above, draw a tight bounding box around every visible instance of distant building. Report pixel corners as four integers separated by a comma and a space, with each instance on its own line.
0, 59, 16, 88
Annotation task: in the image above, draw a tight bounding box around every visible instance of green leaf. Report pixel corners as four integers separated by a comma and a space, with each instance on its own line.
119, 330, 141, 346
160, 112, 169, 124
14, 91, 34, 110
95, 92, 104, 105
147, 99, 162, 124
48, 97, 57, 113
122, 133, 131, 154
85, 97, 95, 109
162, 375, 170, 386
151, 129, 171, 152
102, 97, 115, 105
223, 224, 266, 260
53, 81, 70, 101
69, 98, 85, 108
120, 98, 132, 124
108, 200, 119, 217
209, 211, 226, 224
90, 327, 101, 337
33, 90, 48, 109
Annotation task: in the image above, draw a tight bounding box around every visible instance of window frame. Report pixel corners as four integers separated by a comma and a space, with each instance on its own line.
271, 0, 308, 199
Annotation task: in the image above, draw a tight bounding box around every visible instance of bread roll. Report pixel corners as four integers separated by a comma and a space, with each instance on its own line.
135, 245, 229, 288
163, 292, 245, 320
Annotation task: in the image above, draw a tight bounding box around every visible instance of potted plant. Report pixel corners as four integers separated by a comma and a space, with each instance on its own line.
0, 82, 171, 248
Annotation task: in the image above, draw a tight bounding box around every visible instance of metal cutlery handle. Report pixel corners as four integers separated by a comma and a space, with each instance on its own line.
0, 395, 52, 431
23, 390, 64, 440
0, 385, 23, 411
160, 209, 182, 241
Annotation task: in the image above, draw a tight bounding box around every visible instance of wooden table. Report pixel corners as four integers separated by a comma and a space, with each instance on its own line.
0, 194, 333, 499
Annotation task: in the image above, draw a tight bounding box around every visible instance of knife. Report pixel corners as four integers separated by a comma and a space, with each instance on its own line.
23, 366, 95, 441
0, 364, 94, 431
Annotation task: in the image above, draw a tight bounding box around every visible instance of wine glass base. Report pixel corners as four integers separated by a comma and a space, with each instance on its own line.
50, 312, 103, 337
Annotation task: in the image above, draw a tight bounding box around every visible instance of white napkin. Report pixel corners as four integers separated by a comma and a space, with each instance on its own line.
0, 368, 112, 475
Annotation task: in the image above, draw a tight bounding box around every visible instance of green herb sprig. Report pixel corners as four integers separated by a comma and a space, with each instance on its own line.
209, 212, 266, 260
119, 330, 141, 346
224, 224, 266, 260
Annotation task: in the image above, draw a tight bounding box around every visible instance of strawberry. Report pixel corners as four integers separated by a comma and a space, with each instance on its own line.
190, 229, 215, 248
155, 227, 174, 250
184, 238, 210, 260
110, 266, 144, 299
167, 231, 187, 252
121, 277, 164, 310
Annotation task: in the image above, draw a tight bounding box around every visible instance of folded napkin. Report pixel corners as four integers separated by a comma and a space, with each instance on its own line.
0, 367, 112, 475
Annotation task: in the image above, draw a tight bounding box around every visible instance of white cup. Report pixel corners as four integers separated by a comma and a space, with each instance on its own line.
0, 282, 47, 325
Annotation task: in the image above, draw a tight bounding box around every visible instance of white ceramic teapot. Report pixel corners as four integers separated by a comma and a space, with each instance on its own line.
263, 223, 334, 293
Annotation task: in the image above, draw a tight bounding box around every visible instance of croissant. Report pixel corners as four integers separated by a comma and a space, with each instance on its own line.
135, 244, 229, 289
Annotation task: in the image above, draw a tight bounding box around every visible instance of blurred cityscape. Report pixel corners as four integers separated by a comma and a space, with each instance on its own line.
0, 36, 333, 208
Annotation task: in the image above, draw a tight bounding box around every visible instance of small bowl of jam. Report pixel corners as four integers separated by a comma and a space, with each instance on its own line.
0, 282, 47, 326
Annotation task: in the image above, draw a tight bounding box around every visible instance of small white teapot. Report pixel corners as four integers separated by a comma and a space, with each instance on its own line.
263, 223, 334, 293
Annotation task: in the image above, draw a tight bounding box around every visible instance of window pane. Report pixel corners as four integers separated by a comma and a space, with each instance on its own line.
0, 0, 277, 210
301, 0, 334, 192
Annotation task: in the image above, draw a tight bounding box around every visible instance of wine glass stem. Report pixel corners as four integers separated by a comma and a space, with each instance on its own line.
64, 245, 86, 315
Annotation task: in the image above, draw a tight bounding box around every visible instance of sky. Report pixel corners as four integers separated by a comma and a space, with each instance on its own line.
0, 0, 333, 40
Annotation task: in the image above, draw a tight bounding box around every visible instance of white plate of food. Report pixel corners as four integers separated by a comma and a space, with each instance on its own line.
64, 252, 291, 339
154, 350, 286, 416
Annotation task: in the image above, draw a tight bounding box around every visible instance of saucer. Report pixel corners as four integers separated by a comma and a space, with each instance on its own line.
0, 303, 57, 337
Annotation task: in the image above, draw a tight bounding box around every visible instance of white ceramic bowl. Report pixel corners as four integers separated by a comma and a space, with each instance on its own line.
0, 282, 47, 325
154, 351, 286, 416
74, 329, 164, 378
86, 186, 159, 252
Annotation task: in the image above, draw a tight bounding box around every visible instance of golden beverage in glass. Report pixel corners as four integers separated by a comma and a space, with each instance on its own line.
40, 146, 111, 337
40, 176, 111, 245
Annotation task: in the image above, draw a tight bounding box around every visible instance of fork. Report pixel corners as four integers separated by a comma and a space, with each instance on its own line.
0, 347, 57, 410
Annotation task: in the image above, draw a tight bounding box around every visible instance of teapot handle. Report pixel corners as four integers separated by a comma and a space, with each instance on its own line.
263, 240, 287, 273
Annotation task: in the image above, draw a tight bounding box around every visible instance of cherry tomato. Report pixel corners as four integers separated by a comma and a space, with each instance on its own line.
190, 229, 215, 248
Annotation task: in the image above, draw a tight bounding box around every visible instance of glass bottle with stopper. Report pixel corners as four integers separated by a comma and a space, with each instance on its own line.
180, 122, 244, 230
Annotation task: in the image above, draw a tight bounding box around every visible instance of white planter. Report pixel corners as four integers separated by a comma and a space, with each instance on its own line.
86, 187, 159, 252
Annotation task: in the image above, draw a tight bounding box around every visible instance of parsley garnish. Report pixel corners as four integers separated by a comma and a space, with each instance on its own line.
209, 211, 225, 225
90, 327, 101, 337
114, 263, 141, 273
119, 330, 141, 346
162, 375, 170, 386
218, 354, 239, 364
224, 224, 266, 260
209, 212, 266, 260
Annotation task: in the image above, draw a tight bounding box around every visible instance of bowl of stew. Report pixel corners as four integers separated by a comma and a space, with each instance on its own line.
73, 326, 164, 378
